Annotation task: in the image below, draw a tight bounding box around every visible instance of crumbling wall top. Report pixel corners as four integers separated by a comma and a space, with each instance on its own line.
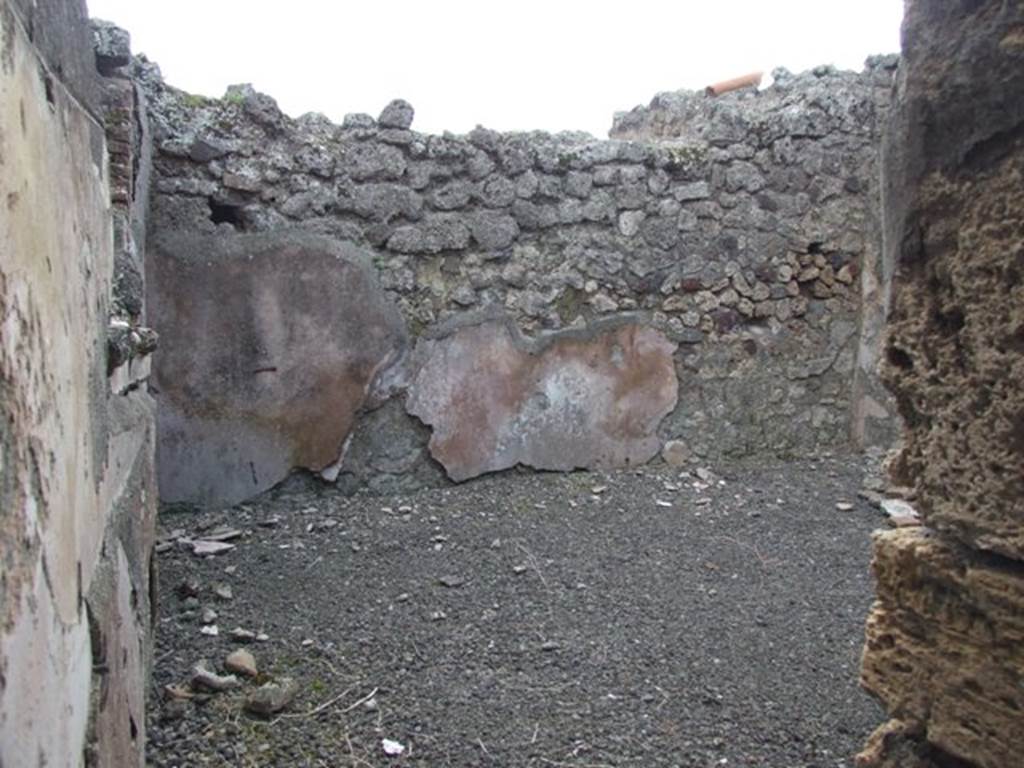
610, 56, 898, 143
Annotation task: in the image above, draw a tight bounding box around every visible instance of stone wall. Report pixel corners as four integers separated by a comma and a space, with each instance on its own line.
857, 1, 1024, 766
140, 55, 898, 505
611, 60, 902, 452
0, 4, 156, 766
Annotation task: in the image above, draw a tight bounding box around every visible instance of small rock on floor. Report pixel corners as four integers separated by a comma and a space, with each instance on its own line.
695, 467, 716, 483
213, 583, 234, 600
192, 540, 235, 557
202, 526, 244, 542
225, 648, 258, 677
191, 660, 239, 692
661, 439, 691, 467
245, 678, 299, 716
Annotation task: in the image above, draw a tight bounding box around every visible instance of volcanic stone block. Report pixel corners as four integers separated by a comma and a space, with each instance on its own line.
378, 98, 414, 130
879, 0, 1024, 559
406, 315, 678, 481
859, 528, 1024, 768
856, 719, 934, 768
387, 214, 471, 254
149, 232, 406, 506
857, 3, 1024, 766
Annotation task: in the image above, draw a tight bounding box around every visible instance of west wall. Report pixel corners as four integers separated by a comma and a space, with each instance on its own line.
0, 4, 156, 765
140, 56, 898, 505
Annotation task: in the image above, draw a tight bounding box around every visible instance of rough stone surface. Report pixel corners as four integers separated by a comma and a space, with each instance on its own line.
613, 59, 902, 453
91, 17, 131, 73
245, 678, 299, 716
860, 529, 1024, 768
387, 213, 470, 253
610, 57, 897, 144
1, 7, 155, 767
333, 397, 447, 495
138, 56, 898, 483
858, 3, 1024, 767
661, 439, 691, 467
378, 98, 414, 129
856, 720, 933, 768
879, 0, 1024, 560
406, 315, 678, 481
224, 649, 258, 678
148, 231, 407, 507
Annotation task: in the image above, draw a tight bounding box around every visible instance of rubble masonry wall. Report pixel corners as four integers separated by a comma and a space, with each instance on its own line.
142, 56, 899, 503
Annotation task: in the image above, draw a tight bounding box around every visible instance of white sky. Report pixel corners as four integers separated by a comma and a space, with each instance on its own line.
86, 0, 903, 138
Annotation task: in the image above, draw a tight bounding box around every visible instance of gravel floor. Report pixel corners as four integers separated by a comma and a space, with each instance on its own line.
147, 454, 885, 768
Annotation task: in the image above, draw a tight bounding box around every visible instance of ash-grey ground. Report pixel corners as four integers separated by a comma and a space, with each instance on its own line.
148, 455, 883, 767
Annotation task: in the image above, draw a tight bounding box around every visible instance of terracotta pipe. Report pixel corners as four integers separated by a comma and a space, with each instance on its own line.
705, 71, 764, 97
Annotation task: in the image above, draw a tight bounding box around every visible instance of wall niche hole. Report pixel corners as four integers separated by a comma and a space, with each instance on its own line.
208, 197, 244, 228
886, 346, 914, 370
933, 308, 965, 336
